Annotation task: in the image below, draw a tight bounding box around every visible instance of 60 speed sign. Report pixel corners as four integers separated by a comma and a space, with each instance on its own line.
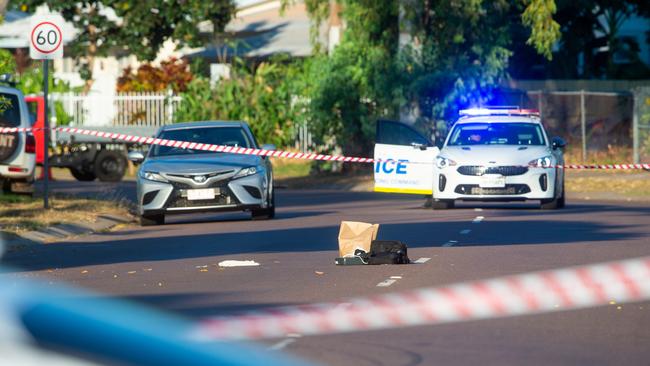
30, 16, 64, 60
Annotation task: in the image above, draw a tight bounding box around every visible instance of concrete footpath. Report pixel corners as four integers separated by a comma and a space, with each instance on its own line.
1, 214, 133, 251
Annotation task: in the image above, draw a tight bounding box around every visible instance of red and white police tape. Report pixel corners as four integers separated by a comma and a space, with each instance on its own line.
2, 126, 649, 169
191, 256, 650, 341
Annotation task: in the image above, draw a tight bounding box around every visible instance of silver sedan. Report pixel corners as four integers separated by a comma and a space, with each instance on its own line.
129, 121, 275, 226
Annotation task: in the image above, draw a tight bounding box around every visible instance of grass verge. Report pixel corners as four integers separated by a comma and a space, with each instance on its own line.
565, 170, 650, 199
272, 159, 313, 180
0, 194, 133, 235
271, 160, 649, 201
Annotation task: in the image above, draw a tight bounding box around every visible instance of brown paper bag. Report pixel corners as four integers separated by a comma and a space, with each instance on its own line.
338, 221, 379, 257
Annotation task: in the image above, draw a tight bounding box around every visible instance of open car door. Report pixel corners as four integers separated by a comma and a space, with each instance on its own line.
374, 120, 439, 195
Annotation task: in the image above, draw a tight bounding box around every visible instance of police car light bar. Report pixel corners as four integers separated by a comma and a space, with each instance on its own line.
459, 107, 540, 117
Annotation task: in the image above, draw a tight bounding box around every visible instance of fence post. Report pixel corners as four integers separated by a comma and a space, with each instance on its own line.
167, 89, 174, 124
580, 89, 587, 162
633, 89, 639, 164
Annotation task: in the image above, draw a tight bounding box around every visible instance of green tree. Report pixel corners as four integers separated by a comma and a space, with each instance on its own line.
291, 0, 563, 158
17, 0, 235, 91
175, 57, 308, 148
0, 49, 15, 75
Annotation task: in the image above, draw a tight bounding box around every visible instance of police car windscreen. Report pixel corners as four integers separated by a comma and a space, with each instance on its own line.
0, 93, 20, 127
448, 123, 546, 146
150, 127, 252, 156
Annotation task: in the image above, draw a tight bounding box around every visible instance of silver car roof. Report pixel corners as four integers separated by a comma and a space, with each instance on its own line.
161, 121, 247, 130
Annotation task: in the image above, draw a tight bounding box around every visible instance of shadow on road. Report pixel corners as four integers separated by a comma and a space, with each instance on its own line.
2, 213, 643, 272
119, 292, 295, 318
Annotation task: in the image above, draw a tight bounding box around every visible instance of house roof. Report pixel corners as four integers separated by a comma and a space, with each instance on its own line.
186, 1, 324, 60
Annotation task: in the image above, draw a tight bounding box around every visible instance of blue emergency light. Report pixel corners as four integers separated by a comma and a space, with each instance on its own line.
459, 107, 539, 117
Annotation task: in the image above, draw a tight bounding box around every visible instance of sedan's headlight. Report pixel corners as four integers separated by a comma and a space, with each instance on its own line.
139, 170, 168, 183
529, 156, 552, 168
234, 166, 258, 178
436, 156, 457, 169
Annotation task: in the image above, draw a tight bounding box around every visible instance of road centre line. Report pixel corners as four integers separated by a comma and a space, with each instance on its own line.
268, 338, 296, 351
268, 333, 302, 351
377, 279, 397, 287
413, 257, 430, 264
472, 216, 484, 223
460, 229, 471, 235
474, 208, 483, 212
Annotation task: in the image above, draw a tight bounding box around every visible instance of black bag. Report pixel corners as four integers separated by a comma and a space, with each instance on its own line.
368, 240, 409, 265
335, 249, 370, 265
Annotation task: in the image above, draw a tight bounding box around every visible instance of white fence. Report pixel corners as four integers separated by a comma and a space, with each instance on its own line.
50, 91, 182, 127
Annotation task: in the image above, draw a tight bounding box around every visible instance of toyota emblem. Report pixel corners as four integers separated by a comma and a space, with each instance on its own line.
193, 175, 207, 183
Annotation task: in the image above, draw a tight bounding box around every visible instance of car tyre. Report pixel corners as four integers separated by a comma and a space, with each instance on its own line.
252, 190, 275, 220
140, 214, 164, 226
541, 181, 565, 210
557, 182, 566, 208
70, 167, 96, 181
432, 199, 454, 210
94, 150, 127, 182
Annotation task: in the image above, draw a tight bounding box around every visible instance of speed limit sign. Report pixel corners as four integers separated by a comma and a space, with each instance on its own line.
30, 15, 64, 59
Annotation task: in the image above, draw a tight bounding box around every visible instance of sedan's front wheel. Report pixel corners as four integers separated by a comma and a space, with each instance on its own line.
251, 190, 275, 220
140, 213, 164, 226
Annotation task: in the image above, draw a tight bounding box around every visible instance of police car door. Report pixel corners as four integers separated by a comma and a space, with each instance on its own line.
374, 120, 439, 195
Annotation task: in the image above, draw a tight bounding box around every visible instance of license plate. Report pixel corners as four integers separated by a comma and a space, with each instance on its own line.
187, 188, 216, 200
479, 174, 506, 188
471, 187, 516, 195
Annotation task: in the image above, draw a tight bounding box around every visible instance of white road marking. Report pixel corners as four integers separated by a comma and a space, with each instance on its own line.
377, 279, 397, 287
474, 208, 483, 212
414, 257, 430, 264
390, 276, 402, 279
218, 260, 259, 267
472, 216, 484, 224
442, 240, 458, 247
460, 229, 471, 235
268, 338, 296, 351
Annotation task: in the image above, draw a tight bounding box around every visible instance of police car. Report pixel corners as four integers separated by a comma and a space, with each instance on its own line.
0, 75, 36, 194
374, 107, 566, 209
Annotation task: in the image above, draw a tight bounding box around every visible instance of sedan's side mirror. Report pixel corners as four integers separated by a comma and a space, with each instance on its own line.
261, 144, 276, 151
128, 151, 145, 164
551, 137, 567, 150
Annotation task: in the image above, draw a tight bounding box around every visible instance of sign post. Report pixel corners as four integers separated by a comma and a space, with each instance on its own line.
30, 16, 64, 209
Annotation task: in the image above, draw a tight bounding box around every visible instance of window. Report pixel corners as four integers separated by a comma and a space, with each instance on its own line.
0, 93, 20, 127
376, 120, 431, 146
149, 127, 252, 157
447, 122, 546, 146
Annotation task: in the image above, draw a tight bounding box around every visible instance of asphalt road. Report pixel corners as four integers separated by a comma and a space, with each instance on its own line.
3, 180, 650, 365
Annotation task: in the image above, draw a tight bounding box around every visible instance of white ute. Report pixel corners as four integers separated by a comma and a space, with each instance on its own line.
0, 76, 36, 195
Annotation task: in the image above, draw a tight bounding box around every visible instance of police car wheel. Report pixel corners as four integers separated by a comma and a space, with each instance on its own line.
432, 199, 454, 210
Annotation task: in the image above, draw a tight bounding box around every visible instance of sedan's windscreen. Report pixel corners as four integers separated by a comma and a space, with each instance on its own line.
447, 122, 546, 146
150, 127, 252, 157
0, 93, 21, 127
